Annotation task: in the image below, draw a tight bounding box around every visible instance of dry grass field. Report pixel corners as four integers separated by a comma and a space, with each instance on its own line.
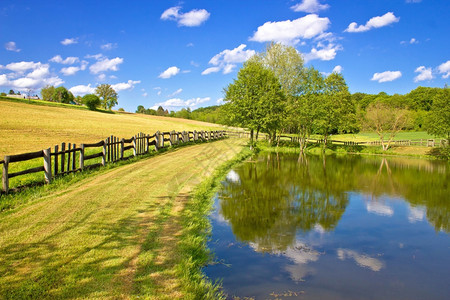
0, 99, 223, 157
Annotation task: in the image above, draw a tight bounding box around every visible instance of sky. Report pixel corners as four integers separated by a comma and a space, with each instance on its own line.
0, 0, 449, 112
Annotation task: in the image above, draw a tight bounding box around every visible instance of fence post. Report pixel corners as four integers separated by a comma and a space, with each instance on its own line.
133, 135, 137, 156
43, 148, 52, 184
54, 145, 59, 176
145, 134, 149, 153
2, 156, 9, 194
80, 144, 85, 170
154, 131, 160, 151
120, 139, 125, 159
102, 140, 107, 166
161, 132, 165, 148
61, 142, 65, 173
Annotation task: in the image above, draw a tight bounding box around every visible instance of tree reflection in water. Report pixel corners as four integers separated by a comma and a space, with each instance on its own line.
218, 153, 449, 253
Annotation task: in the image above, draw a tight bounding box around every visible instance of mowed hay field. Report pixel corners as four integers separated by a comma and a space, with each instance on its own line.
0, 99, 224, 157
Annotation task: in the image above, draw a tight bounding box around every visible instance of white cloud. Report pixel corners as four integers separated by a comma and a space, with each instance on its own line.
50, 55, 80, 65
158, 66, 180, 79
226, 170, 240, 183
0, 61, 64, 91
303, 42, 342, 62
2, 61, 42, 73
410, 38, 418, 44
250, 14, 330, 45
111, 80, 141, 92
203, 44, 256, 75
69, 84, 96, 96
291, 0, 329, 13
101, 43, 117, 50
142, 92, 148, 97
89, 57, 123, 74
333, 65, 343, 73
337, 249, 384, 272
5, 41, 20, 52
168, 88, 183, 97
151, 96, 211, 110
414, 66, 433, 82
345, 12, 399, 33
201, 67, 221, 75
61, 38, 78, 45
97, 73, 106, 81
437, 60, 450, 78
406, 0, 422, 3
371, 71, 402, 83
161, 6, 210, 27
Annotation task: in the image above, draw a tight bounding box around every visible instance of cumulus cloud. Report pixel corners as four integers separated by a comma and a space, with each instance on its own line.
61, 38, 78, 45
203, 44, 256, 75
89, 57, 123, 74
153, 87, 162, 96
161, 6, 210, 27
0, 61, 64, 91
250, 14, 330, 45
408, 205, 426, 223
111, 80, 141, 92
69, 84, 96, 96
438, 60, 450, 78
371, 70, 402, 83
333, 65, 343, 73
345, 12, 399, 33
414, 66, 433, 82
151, 97, 211, 110
158, 66, 180, 79
291, 0, 329, 13
50, 55, 80, 65
303, 42, 342, 62
60, 61, 88, 76
5, 41, 20, 52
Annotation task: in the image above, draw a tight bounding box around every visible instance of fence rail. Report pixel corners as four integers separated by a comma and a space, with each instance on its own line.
1, 130, 227, 194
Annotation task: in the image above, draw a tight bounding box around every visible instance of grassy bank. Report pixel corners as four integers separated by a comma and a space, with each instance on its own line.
0, 138, 246, 299
257, 140, 443, 159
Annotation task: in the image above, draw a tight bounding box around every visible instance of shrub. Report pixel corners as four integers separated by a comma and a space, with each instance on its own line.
82, 94, 101, 110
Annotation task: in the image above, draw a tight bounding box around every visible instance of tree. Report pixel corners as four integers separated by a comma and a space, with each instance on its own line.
9, 89, 14, 95
364, 102, 410, 151
41, 85, 55, 101
52, 86, 73, 103
426, 88, 450, 140
82, 94, 101, 110
136, 105, 146, 113
223, 59, 285, 146
95, 84, 118, 110
156, 106, 167, 116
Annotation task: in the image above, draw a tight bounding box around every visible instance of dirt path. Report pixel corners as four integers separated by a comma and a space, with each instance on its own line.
0, 139, 244, 299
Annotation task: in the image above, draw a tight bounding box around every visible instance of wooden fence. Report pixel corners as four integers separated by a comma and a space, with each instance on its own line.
275, 135, 448, 147
1, 130, 226, 194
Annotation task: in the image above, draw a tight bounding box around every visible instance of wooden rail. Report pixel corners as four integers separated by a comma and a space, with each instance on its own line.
1, 130, 227, 194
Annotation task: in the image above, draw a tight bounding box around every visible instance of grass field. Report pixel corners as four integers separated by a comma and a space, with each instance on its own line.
0, 138, 246, 299
0, 98, 223, 157
330, 131, 436, 142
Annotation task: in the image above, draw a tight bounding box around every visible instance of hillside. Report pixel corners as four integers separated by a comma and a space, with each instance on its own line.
0, 99, 224, 157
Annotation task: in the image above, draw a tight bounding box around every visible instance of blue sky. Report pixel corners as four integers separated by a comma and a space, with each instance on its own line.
1, 0, 449, 112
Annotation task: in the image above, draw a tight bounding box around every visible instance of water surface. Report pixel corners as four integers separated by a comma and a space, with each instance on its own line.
205, 153, 449, 300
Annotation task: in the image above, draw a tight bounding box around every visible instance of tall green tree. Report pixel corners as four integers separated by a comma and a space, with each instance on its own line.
52, 86, 73, 103
426, 88, 450, 140
41, 85, 55, 102
223, 60, 285, 147
82, 94, 101, 110
95, 84, 118, 110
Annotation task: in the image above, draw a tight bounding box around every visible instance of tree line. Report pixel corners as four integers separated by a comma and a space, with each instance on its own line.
138, 43, 448, 152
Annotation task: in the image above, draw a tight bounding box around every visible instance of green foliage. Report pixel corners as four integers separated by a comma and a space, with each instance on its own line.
41, 85, 55, 101
95, 84, 118, 110
223, 59, 285, 141
82, 94, 101, 110
0, 92, 6, 96
426, 88, 450, 139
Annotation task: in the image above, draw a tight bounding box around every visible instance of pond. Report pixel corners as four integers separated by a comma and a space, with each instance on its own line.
205, 153, 450, 300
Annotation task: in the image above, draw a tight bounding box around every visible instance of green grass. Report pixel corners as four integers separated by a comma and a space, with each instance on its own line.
0, 138, 246, 299
330, 131, 436, 142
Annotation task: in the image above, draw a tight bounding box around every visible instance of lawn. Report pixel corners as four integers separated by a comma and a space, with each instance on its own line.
0, 138, 246, 299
